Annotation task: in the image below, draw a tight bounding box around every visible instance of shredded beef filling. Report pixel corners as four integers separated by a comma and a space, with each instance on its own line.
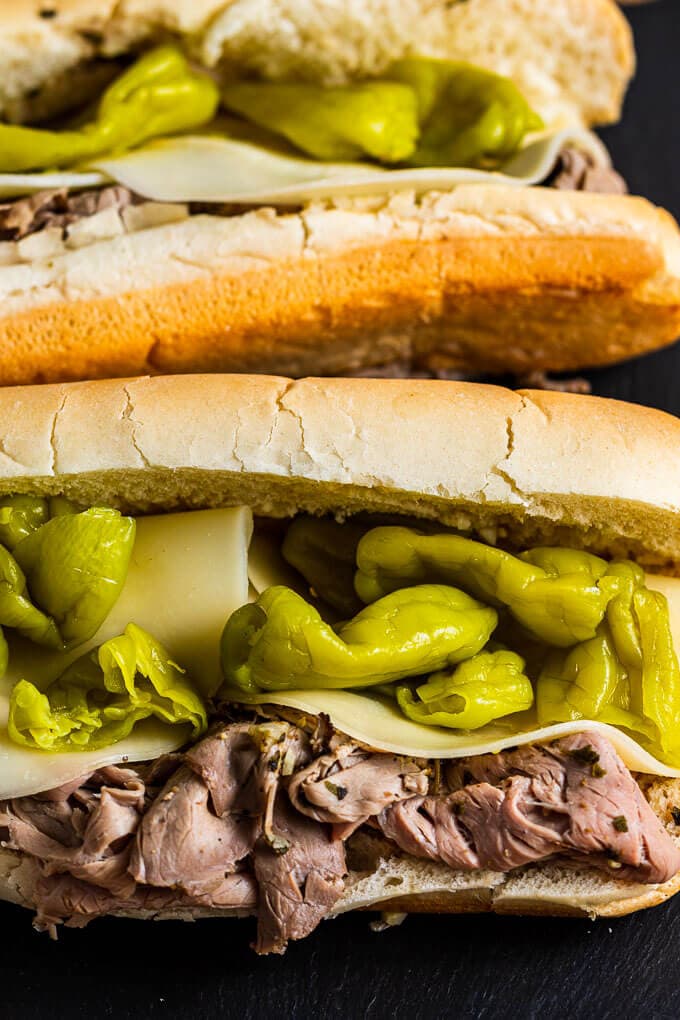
1, 726, 677, 953
545, 147, 628, 195
0, 186, 140, 242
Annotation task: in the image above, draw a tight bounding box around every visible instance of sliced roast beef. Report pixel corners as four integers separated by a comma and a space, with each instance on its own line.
0, 766, 145, 896
130, 722, 311, 895
3, 721, 679, 953
129, 764, 260, 897
33, 869, 258, 935
252, 795, 346, 954
0, 186, 137, 241
545, 147, 628, 194
183, 724, 261, 817
380, 733, 680, 883
288, 744, 429, 838
245, 722, 311, 851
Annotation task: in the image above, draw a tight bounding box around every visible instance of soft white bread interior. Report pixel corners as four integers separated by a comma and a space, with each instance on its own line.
0, 0, 633, 129
0, 373, 679, 926
3, 187, 680, 385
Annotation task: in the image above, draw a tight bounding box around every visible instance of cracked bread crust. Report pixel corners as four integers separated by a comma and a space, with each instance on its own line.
1, 189, 679, 385
0, 374, 677, 567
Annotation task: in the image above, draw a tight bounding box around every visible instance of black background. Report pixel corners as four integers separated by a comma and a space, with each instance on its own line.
3, 4, 680, 1018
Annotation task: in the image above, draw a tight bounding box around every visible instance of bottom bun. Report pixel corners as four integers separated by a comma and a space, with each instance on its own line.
2, 777, 679, 929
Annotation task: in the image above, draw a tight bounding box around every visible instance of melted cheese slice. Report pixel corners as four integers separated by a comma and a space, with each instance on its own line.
0, 507, 252, 798
244, 548, 680, 778
0, 129, 607, 203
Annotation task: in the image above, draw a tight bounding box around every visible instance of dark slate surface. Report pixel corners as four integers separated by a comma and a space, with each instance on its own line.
3, 4, 680, 1019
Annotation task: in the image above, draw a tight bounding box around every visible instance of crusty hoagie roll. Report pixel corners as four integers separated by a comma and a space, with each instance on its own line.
0, 375, 680, 952
0, 0, 678, 384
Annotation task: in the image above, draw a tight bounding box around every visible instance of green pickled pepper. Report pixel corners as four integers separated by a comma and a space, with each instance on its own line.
9, 623, 207, 752
397, 649, 534, 730
355, 527, 612, 647
281, 516, 367, 617
222, 80, 419, 163
221, 583, 497, 693
536, 625, 626, 724
633, 587, 680, 764
0, 542, 60, 648
12, 507, 136, 650
386, 58, 544, 168
0, 46, 220, 173
0, 496, 49, 551
282, 514, 449, 616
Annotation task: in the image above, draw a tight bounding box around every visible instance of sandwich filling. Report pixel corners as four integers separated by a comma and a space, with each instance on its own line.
0, 502, 679, 952
0, 46, 626, 267
2, 725, 678, 954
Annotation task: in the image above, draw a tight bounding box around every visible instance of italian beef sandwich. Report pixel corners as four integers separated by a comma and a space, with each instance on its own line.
0, 0, 679, 383
0, 376, 679, 952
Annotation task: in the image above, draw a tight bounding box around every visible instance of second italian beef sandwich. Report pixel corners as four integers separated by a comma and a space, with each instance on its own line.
0, 0, 679, 383
0, 375, 679, 952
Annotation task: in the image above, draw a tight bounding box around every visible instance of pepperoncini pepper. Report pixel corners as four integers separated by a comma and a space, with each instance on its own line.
281, 516, 368, 618
537, 564, 680, 767
221, 80, 419, 163
536, 626, 627, 724
221, 583, 497, 694
0, 46, 220, 173
386, 58, 544, 167
0, 496, 49, 551
355, 527, 612, 647
9, 623, 207, 752
634, 588, 680, 764
397, 649, 533, 730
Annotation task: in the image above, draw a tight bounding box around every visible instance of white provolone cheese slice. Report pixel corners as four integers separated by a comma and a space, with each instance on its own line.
0, 128, 607, 204
0, 170, 106, 200
232, 571, 680, 778
0, 506, 252, 798
234, 691, 680, 778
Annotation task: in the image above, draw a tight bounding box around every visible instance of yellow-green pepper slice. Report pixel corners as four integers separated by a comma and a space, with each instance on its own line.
537, 572, 680, 766
221, 79, 419, 163
387, 58, 544, 167
8, 623, 207, 751
221, 583, 497, 694
0, 46, 220, 172
0, 496, 49, 551
397, 649, 533, 730
537, 626, 627, 723
13, 507, 135, 650
282, 516, 373, 617
355, 527, 611, 647
0, 544, 59, 648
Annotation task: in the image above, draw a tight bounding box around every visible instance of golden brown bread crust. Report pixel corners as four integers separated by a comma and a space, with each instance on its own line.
2, 234, 679, 385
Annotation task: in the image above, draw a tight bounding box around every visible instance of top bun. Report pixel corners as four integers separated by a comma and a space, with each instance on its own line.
0, 374, 678, 571
0, 0, 633, 129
